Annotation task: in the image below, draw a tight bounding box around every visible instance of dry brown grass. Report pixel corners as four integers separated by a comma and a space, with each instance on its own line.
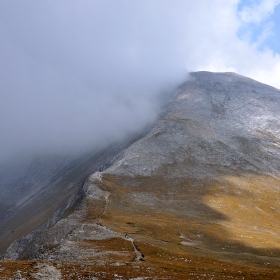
2, 172, 280, 279
98, 173, 280, 272
1, 253, 280, 279
205, 175, 280, 249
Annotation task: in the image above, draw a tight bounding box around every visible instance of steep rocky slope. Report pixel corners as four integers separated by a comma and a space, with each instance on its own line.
2, 71, 280, 279
0, 132, 149, 258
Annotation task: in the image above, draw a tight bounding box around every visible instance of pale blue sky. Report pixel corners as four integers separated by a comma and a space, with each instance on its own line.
238, 0, 280, 53
263, 3, 280, 52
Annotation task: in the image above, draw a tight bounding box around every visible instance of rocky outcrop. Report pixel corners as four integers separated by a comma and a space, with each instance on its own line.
4, 174, 140, 265
0, 128, 152, 257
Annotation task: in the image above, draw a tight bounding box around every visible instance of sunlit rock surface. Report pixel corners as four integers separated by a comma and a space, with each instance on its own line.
107, 71, 280, 177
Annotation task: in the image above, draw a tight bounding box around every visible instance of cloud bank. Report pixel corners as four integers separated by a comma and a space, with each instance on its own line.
1, 0, 280, 161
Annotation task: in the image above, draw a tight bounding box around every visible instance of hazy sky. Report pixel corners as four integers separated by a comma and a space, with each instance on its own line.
1, 0, 280, 161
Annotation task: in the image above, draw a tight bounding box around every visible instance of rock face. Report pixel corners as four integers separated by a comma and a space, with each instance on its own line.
107, 71, 280, 178
2, 71, 280, 279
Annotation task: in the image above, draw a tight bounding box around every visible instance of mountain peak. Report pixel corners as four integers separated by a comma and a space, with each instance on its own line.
1, 72, 280, 278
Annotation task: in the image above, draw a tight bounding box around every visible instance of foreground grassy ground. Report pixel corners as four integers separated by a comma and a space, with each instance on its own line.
1, 251, 280, 279
2, 172, 280, 279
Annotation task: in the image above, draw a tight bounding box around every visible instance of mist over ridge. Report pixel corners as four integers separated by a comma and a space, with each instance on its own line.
2, 1, 280, 162
0, 1, 189, 162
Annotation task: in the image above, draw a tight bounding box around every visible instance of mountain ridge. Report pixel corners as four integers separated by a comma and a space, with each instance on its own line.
2, 71, 280, 279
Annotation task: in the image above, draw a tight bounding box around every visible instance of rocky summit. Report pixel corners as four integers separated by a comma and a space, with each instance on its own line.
2, 71, 280, 279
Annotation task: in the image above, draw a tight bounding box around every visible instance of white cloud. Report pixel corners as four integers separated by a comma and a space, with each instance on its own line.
185, 0, 280, 89
238, 0, 280, 24
1, 0, 280, 160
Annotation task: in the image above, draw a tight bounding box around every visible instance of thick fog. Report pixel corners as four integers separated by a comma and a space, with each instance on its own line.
0, 1, 189, 161
1, 1, 280, 162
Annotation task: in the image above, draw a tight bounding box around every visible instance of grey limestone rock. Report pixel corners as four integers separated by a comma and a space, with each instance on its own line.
106, 72, 280, 178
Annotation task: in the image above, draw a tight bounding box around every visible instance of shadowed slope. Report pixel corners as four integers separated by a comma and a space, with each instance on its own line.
0, 131, 149, 257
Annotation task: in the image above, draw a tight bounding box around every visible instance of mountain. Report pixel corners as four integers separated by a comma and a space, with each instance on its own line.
0, 132, 148, 257
1, 71, 280, 279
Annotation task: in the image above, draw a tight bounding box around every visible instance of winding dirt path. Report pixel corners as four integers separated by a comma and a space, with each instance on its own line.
98, 188, 144, 262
